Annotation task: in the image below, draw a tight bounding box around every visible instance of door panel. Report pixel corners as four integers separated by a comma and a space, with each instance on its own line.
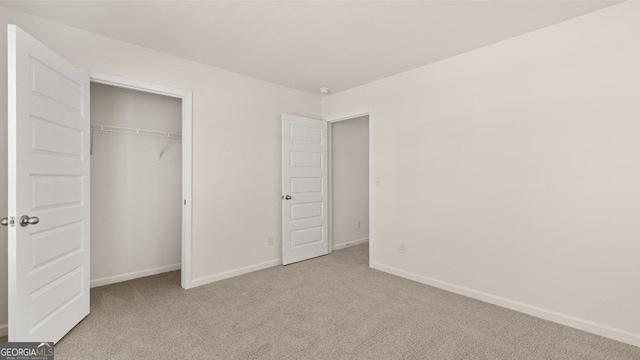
7, 24, 90, 343
282, 114, 328, 265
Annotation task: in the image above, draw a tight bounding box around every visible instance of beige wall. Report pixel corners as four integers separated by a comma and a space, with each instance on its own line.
323, 1, 640, 346
0, 6, 322, 333
331, 116, 369, 249
90, 83, 182, 285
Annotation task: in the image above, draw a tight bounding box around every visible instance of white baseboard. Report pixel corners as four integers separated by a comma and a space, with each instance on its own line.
0, 323, 7, 337
371, 262, 640, 348
332, 238, 369, 251
90, 263, 181, 288
191, 258, 282, 288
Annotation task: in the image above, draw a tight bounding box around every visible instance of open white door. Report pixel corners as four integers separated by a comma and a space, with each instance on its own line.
6, 25, 90, 342
281, 114, 328, 265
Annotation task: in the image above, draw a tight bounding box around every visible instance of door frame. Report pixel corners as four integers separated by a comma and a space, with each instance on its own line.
326, 110, 374, 267
89, 72, 194, 289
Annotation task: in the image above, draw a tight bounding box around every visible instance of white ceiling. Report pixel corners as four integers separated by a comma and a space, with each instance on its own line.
0, 1, 620, 94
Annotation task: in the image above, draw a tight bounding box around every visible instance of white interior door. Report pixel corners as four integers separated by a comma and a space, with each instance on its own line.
282, 114, 328, 265
6, 25, 90, 342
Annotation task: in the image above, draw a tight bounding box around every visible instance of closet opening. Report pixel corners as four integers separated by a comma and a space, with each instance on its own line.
88, 74, 193, 289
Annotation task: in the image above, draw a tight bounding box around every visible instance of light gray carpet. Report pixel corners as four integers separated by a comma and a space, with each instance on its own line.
55, 244, 639, 359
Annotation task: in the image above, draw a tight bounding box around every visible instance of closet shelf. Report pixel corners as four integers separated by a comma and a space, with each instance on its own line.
90, 124, 181, 160
91, 124, 181, 138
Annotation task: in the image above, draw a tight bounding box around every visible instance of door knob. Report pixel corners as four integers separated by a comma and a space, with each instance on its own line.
19, 215, 39, 227
1, 218, 9, 227
284, 195, 292, 200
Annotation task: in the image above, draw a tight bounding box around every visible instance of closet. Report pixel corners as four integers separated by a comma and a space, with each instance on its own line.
90, 83, 182, 287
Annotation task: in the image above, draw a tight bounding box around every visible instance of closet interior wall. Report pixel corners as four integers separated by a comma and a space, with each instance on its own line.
90, 83, 182, 286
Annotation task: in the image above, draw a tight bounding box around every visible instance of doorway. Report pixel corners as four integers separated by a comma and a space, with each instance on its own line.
90, 73, 194, 289
329, 115, 371, 259
89, 82, 181, 288
280, 112, 374, 266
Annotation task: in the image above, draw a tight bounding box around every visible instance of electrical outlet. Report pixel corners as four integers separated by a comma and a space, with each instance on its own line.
357, 220, 361, 229
399, 243, 406, 254
268, 235, 275, 245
